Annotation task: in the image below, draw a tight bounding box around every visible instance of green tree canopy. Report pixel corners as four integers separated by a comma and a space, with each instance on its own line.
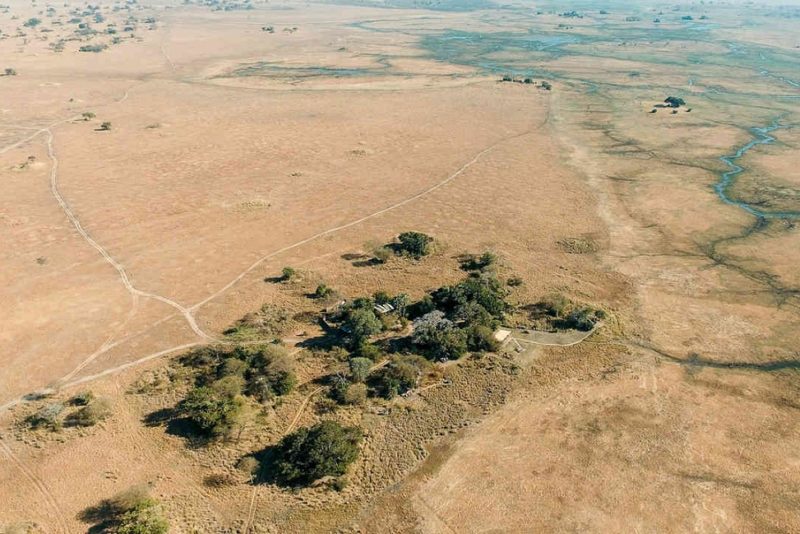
273, 421, 362, 486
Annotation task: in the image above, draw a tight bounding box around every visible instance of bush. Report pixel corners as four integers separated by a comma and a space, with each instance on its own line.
354, 342, 382, 361
115, 499, 168, 534
432, 275, 508, 320
226, 303, 291, 338
411, 311, 468, 360
465, 325, 500, 353
80, 44, 108, 53
81, 485, 167, 533
664, 96, 686, 108
65, 398, 111, 427
396, 231, 433, 258
69, 390, 95, 406
562, 307, 601, 331
460, 251, 497, 271
245, 345, 297, 400
237, 456, 260, 478
342, 307, 382, 347
348, 357, 373, 382
219, 357, 248, 378
27, 403, 64, 430
374, 355, 429, 398
314, 284, 334, 299
178, 386, 245, 437
211, 376, 244, 398
406, 294, 435, 319
272, 421, 362, 486
372, 246, 391, 263
281, 266, 295, 281
342, 383, 367, 405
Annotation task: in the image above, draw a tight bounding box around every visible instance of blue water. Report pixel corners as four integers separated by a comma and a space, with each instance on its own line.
715, 121, 800, 220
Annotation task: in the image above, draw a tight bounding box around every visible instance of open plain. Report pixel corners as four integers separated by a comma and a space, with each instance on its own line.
1, 0, 799, 532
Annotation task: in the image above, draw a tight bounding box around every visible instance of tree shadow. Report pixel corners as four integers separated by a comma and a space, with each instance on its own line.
78, 501, 118, 533
352, 258, 382, 267
340, 253, 367, 261
142, 407, 213, 448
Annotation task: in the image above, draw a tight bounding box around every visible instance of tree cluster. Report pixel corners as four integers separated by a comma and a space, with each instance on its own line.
178, 343, 297, 437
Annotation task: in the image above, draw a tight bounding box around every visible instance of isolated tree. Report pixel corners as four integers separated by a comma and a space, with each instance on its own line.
273, 420, 362, 486
3, 68, 16, 76
396, 231, 433, 258
99, 121, 112, 131
81, 111, 95, 120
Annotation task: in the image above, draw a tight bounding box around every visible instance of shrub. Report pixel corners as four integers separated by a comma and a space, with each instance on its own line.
406, 294, 435, 319
372, 246, 391, 263
211, 376, 244, 398
66, 398, 111, 427
461, 251, 497, 271
81, 111, 95, 120
273, 421, 362, 486
348, 357, 373, 382
219, 357, 248, 378
178, 386, 245, 437
115, 499, 168, 534
664, 96, 685, 108
99, 121, 112, 130
237, 456, 260, 478
354, 342, 382, 362
4, 68, 17, 76
281, 266, 295, 281
314, 284, 334, 299
374, 355, 429, 398
396, 231, 433, 258
412, 311, 468, 360
80, 485, 167, 533
245, 345, 296, 400
27, 403, 64, 430
562, 307, 601, 331
507, 276, 523, 287
465, 325, 500, 353
80, 44, 108, 53
229, 303, 291, 338
432, 275, 508, 319
23, 17, 41, 27
342, 383, 367, 405
69, 390, 95, 406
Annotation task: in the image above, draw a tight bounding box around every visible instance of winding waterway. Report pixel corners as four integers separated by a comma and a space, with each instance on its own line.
715, 121, 800, 220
